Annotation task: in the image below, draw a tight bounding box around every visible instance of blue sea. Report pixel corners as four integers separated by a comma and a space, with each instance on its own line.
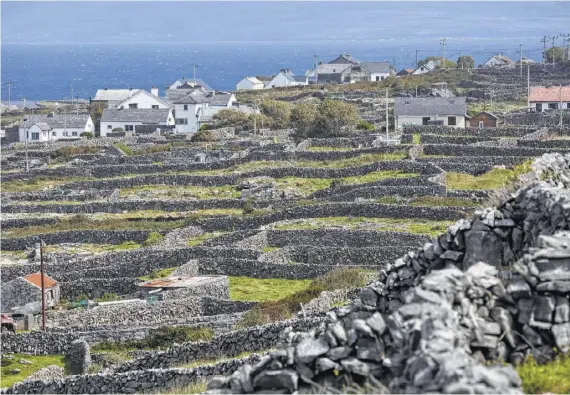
2, 1, 569, 101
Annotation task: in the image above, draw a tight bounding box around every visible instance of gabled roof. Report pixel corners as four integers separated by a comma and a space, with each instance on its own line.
329, 53, 359, 64
93, 89, 141, 102
316, 63, 352, 74
168, 78, 212, 92
22, 114, 91, 129
244, 77, 263, 84
529, 86, 570, 102
172, 93, 209, 104
101, 108, 172, 123
394, 97, 467, 116
360, 62, 390, 74
293, 75, 308, 82
472, 111, 499, 119
483, 54, 514, 66
115, 90, 171, 109
208, 93, 234, 106
23, 272, 57, 289
413, 60, 437, 73
34, 122, 52, 131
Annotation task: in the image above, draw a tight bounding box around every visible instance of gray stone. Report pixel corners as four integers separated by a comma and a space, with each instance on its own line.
327, 346, 352, 361
252, 369, 298, 392
507, 279, 532, 299
295, 337, 329, 364
315, 357, 337, 372
551, 323, 570, 351
463, 230, 503, 270
536, 281, 570, 293
531, 296, 556, 323
366, 313, 387, 335
340, 358, 370, 376
440, 250, 464, 262
554, 297, 570, 323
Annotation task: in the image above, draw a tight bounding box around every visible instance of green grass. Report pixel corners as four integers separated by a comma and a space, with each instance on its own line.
307, 146, 355, 152
273, 217, 454, 236
341, 170, 418, 185
408, 196, 482, 208
517, 354, 570, 394
188, 232, 227, 247
0, 354, 67, 387
114, 142, 134, 156
413, 133, 421, 144
2, 177, 89, 192
142, 231, 164, 247
262, 246, 280, 253
42, 242, 142, 255
138, 267, 177, 281
119, 185, 240, 199
157, 380, 208, 394
229, 277, 312, 302
468, 100, 527, 116
446, 161, 532, 190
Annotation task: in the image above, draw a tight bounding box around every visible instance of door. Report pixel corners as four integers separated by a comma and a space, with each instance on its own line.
479, 121, 484, 129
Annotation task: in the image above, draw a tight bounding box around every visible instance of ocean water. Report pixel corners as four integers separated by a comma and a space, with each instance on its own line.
2, 1, 569, 101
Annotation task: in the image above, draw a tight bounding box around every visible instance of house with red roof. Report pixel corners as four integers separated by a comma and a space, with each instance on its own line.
529, 86, 570, 112
0, 272, 60, 314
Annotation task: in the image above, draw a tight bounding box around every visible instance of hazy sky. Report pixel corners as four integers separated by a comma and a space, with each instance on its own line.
2, 1, 570, 44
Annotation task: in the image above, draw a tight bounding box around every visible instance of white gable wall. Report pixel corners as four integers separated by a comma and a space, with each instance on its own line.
117, 92, 170, 109
237, 79, 264, 90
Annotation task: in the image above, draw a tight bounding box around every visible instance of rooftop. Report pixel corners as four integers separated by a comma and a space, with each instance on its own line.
394, 97, 467, 116
21, 113, 91, 129
23, 272, 58, 289
93, 89, 141, 102
529, 86, 570, 102
138, 275, 224, 289
101, 108, 172, 123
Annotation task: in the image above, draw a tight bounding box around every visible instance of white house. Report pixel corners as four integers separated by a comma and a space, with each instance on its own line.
19, 113, 95, 142
172, 90, 237, 134
482, 54, 515, 68
264, 69, 308, 89
114, 90, 171, 110
236, 77, 265, 91
411, 60, 438, 75
100, 108, 175, 136
92, 89, 142, 108
165, 78, 213, 101
394, 97, 467, 129
528, 86, 570, 112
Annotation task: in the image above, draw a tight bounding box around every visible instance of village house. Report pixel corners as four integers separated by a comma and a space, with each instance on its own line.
19, 113, 95, 142
264, 69, 308, 89
394, 97, 467, 129
92, 88, 141, 108
165, 78, 213, 101
482, 54, 515, 68
114, 89, 171, 110
411, 60, 438, 75
306, 54, 391, 84
100, 108, 175, 136
236, 77, 265, 90
1, 272, 60, 314
397, 68, 414, 77
469, 111, 499, 128
528, 85, 570, 112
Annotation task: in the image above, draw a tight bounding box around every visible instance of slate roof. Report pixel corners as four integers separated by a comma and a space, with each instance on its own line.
115, 90, 171, 109
361, 62, 390, 74
23, 272, 57, 289
293, 76, 308, 82
34, 122, 52, 131
529, 86, 570, 102
93, 89, 141, 102
208, 93, 233, 106
329, 54, 359, 64
245, 77, 263, 84
101, 108, 172, 123
169, 78, 212, 92
472, 111, 499, 119
394, 97, 467, 116
316, 64, 352, 74
483, 54, 514, 66
21, 114, 91, 129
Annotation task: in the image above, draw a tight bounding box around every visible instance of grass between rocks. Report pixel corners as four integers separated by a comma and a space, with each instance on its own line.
187, 232, 227, 247
138, 267, 177, 281
43, 242, 142, 255
446, 161, 532, 190
229, 277, 312, 302
1, 215, 185, 238
179, 351, 261, 369
272, 217, 454, 236
157, 380, 208, 394
1, 176, 89, 192
235, 268, 368, 328
467, 100, 527, 116
407, 196, 482, 208
119, 185, 241, 200
413, 133, 421, 144
307, 146, 356, 151
517, 354, 570, 394
0, 354, 67, 388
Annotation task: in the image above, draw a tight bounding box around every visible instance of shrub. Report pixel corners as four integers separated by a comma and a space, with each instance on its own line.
290, 103, 319, 138
80, 132, 94, 139
112, 127, 124, 132
356, 120, 375, 131
191, 130, 216, 142
142, 231, 164, 247
199, 124, 210, 131
94, 293, 120, 302
313, 100, 360, 138
213, 109, 250, 130
260, 100, 292, 129
114, 142, 134, 155
242, 198, 255, 215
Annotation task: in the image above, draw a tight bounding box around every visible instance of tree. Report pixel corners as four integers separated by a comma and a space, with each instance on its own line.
544, 46, 567, 64
314, 100, 359, 137
191, 130, 216, 142
290, 103, 319, 138
456, 56, 475, 69
260, 100, 292, 130
213, 109, 251, 130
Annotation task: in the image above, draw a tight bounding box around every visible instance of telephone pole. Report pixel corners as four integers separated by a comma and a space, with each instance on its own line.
550, 35, 558, 66
519, 44, 522, 78
23, 98, 29, 172
560, 84, 564, 128
527, 64, 530, 109
313, 55, 319, 85
191, 64, 198, 85
415, 49, 418, 67
4, 82, 12, 109
440, 38, 447, 69
40, 240, 46, 331
385, 88, 389, 141
541, 36, 548, 63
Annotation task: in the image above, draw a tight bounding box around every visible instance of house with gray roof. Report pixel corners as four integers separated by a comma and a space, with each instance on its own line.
165, 78, 213, 101
172, 90, 237, 134
19, 112, 95, 142
100, 108, 174, 136
306, 54, 392, 84
264, 69, 308, 89
394, 97, 468, 129
92, 88, 142, 107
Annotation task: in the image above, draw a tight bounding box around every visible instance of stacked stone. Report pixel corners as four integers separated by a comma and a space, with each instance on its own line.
206, 263, 522, 394
67, 340, 92, 375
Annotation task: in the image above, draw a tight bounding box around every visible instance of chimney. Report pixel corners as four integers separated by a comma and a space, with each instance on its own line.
47, 112, 55, 118
211, 91, 215, 97
151, 86, 159, 97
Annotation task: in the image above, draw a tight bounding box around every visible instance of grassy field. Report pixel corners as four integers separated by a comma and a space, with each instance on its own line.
446, 161, 531, 190
187, 232, 227, 247
517, 354, 570, 394
229, 277, 312, 302
157, 381, 208, 394
0, 354, 67, 387
119, 185, 241, 200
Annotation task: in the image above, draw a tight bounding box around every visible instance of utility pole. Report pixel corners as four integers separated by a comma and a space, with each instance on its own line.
541, 36, 548, 64
415, 49, 418, 67
313, 55, 319, 85
71, 82, 74, 107
5, 82, 12, 109
519, 44, 522, 78
23, 98, 29, 172
550, 35, 558, 66
527, 63, 530, 109
440, 38, 447, 69
385, 88, 389, 141
415, 86, 418, 97
560, 84, 564, 128
192, 64, 198, 86
40, 240, 46, 331
490, 84, 494, 111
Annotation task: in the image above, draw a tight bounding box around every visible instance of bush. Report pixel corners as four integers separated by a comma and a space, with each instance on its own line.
291, 103, 319, 137
112, 127, 124, 132
114, 142, 134, 155
356, 120, 375, 131
213, 109, 251, 130
199, 124, 210, 131
242, 199, 255, 215
191, 130, 216, 142
94, 293, 120, 303
80, 132, 94, 139
142, 231, 164, 247
260, 100, 292, 129
314, 99, 360, 138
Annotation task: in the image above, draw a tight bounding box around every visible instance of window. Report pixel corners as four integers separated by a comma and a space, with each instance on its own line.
107, 125, 112, 129
549, 103, 558, 110
325, 79, 331, 84
31, 132, 39, 140
536, 103, 543, 112
183, 105, 188, 111
567, 103, 570, 109
448, 116, 457, 126
63, 131, 69, 136
72, 131, 78, 136
52, 131, 57, 136
175, 118, 188, 125
125, 125, 134, 131
479, 121, 484, 129
152, 105, 159, 109
422, 117, 430, 125
129, 103, 138, 109
376, 76, 380, 81
381, 76, 385, 80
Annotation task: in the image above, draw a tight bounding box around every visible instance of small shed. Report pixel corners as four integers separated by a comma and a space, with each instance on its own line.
138, 275, 229, 300
0, 272, 60, 314
469, 111, 499, 128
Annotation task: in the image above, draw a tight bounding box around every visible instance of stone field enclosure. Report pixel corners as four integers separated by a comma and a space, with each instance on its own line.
2, 66, 570, 394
